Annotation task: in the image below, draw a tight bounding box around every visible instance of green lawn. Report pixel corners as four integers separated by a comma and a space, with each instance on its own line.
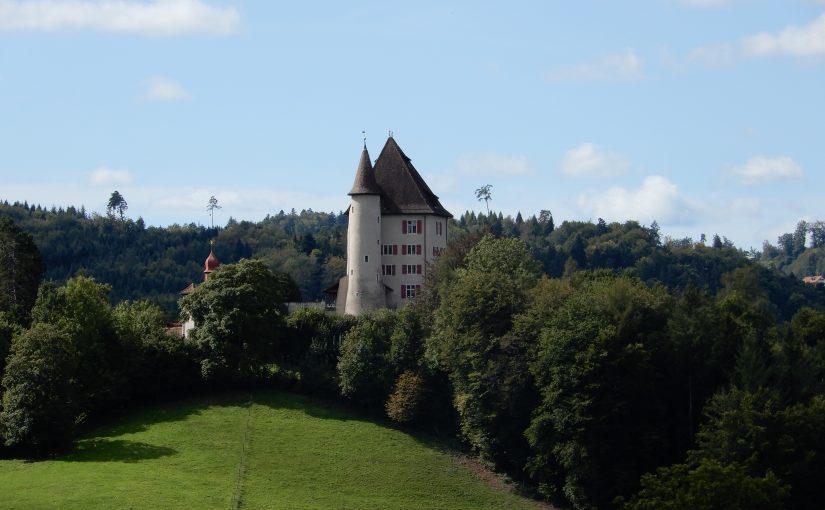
0, 391, 544, 509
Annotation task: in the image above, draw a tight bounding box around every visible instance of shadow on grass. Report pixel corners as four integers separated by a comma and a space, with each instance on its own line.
57, 439, 177, 463
89, 390, 250, 439
251, 390, 379, 423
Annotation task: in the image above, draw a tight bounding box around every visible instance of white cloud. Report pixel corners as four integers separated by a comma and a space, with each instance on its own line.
143, 77, 190, 101
743, 13, 825, 57
547, 48, 644, 82
562, 143, 628, 178
729, 197, 761, 216
455, 152, 529, 176
680, 0, 733, 6
422, 173, 458, 195
730, 156, 803, 184
688, 43, 739, 66
689, 13, 825, 64
150, 187, 346, 220
88, 166, 133, 186
578, 175, 698, 225
0, 0, 240, 36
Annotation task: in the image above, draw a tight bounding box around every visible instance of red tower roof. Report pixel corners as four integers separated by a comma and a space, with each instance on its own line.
204, 250, 220, 274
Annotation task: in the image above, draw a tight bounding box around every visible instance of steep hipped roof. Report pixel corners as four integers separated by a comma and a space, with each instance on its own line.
372, 137, 452, 217
348, 146, 381, 195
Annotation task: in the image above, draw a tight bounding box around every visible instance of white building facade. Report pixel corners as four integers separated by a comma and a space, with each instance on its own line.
335, 136, 451, 315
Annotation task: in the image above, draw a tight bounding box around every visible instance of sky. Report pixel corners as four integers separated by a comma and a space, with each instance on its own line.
0, 0, 823, 250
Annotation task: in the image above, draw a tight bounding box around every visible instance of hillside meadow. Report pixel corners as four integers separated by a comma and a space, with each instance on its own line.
0, 391, 548, 510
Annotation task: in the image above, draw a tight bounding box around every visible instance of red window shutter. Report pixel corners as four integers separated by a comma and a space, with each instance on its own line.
416, 244, 421, 255
402, 265, 407, 275
400, 285, 406, 299
417, 265, 422, 274
393, 245, 397, 255
402, 220, 407, 234
417, 220, 422, 233
402, 245, 406, 255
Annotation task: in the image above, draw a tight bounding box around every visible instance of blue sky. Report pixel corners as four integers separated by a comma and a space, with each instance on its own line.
0, 0, 823, 249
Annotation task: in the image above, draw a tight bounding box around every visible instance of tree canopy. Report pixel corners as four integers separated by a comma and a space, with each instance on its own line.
181, 259, 297, 380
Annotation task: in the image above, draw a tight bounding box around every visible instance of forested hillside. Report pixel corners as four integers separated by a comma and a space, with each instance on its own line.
0, 201, 348, 313
2, 200, 823, 317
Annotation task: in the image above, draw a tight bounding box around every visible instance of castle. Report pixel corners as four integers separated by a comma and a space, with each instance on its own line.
331, 135, 452, 315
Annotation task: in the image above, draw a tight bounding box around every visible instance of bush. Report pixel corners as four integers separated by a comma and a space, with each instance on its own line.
337, 311, 397, 405
386, 370, 428, 423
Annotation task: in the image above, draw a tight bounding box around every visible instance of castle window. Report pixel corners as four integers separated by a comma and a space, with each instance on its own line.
402, 244, 419, 255
400, 284, 422, 300
403, 219, 423, 234
382, 265, 396, 276
364, 255, 369, 262
382, 244, 397, 256
436, 222, 443, 236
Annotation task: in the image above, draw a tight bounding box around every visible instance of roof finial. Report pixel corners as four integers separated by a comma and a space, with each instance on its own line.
388, 130, 393, 139
362, 130, 366, 149
209, 239, 215, 249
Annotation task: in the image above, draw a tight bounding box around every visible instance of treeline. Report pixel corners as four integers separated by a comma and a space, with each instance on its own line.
4, 198, 821, 321
0, 201, 347, 313
760, 219, 825, 277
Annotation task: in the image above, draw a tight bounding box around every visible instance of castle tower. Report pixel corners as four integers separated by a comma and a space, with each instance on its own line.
332, 135, 452, 315
344, 145, 386, 314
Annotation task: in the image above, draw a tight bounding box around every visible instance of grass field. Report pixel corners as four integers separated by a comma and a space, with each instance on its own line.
0, 391, 545, 509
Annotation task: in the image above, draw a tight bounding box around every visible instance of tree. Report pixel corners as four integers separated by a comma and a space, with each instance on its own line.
30, 276, 119, 411
475, 184, 493, 214
1, 323, 78, 451
539, 209, 555, 235
180, 259, 294, 380
0, 217, 45, 325
621, 459, 788, 510
207, 195, 222, 228
526, 275, 673, 508
778, 233, 794, 257
429, 236, 540, 470
793, 220, 808, 256
809, 220, 825, 249
106, 191, 128, 220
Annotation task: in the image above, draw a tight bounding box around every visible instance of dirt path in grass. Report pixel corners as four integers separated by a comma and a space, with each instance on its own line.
230, 396, 254, 509
451, 454, 563, 509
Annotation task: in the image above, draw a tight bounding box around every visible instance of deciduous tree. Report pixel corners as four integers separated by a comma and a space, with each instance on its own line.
181, 259, 294, 380
1, 323, 78, 451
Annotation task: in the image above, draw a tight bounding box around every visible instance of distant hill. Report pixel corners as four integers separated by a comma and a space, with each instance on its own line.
0, 201, 348, 315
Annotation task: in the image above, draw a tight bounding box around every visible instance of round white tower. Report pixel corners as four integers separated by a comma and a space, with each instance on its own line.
344, 145, 385, 315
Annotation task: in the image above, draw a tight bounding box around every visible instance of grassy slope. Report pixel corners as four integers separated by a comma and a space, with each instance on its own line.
0, 391, 542, 510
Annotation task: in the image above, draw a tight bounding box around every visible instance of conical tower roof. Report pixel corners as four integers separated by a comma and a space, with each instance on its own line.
348, 145, 381, 195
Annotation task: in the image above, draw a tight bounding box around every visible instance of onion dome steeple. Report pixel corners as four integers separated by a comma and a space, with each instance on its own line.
203, 241, 220, 281
348, 144, 381, 195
